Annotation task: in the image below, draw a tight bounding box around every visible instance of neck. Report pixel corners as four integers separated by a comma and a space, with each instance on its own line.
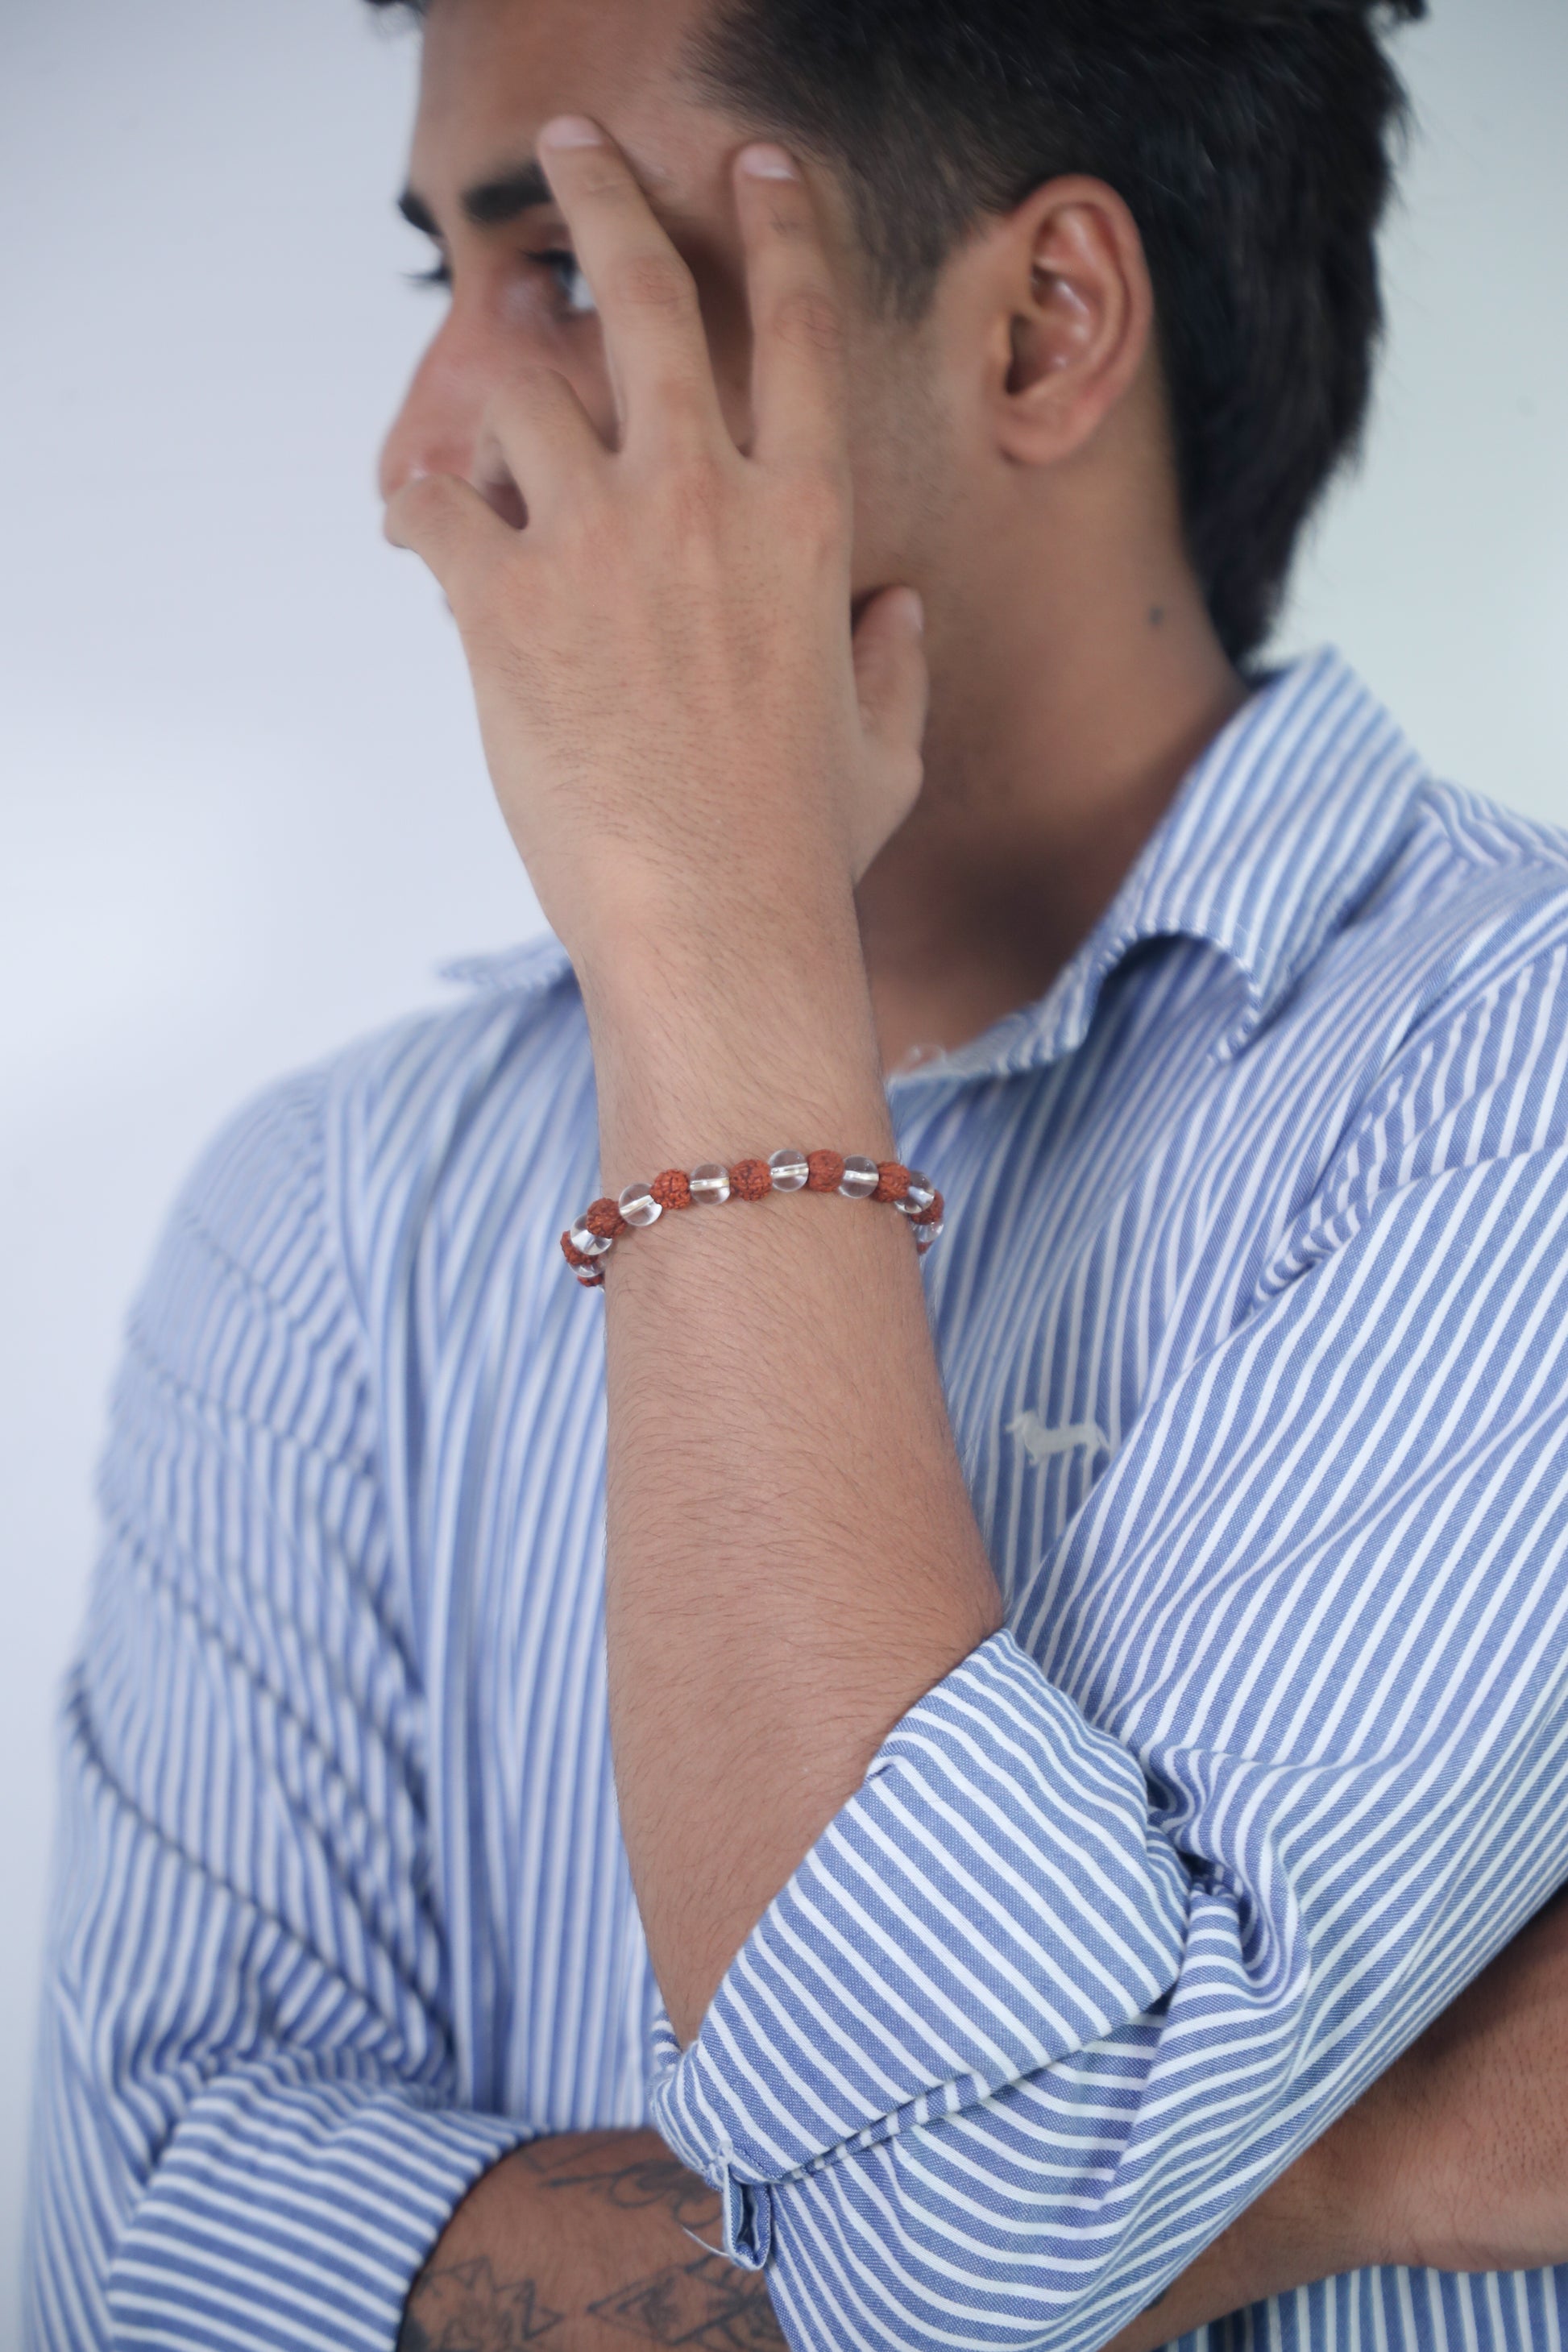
857, 541, 1247, 1074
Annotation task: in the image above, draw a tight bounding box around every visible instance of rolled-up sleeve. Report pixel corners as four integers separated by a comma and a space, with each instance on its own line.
653, 1632, 1190, 2259
24, 1076, 529, 2351
650, 959, 1568, 2349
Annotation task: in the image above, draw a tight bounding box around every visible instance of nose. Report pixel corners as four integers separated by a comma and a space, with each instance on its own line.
378, 318, 528, 529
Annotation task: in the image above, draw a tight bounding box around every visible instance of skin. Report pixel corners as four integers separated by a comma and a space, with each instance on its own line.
379, 0, 1568, 2342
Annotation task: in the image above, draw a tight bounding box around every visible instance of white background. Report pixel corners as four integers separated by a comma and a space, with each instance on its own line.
1, 0, 1564, 2329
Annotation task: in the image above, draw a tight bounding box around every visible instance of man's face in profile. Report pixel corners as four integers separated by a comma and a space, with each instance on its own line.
380, 0, 953, 603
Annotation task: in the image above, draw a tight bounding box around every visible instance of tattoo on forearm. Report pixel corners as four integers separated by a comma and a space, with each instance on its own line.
399, 2249, 786, 2351
399, 2147, 785, 2349
588, 2252, 787, 2347
398, 2255, 562, 2349
517, 2136, 724, 2233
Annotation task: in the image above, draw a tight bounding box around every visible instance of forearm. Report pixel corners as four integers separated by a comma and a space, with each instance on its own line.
587, 918, 1002, 2041
398, 1899, 1568, 2349
405, 2134, 1312, 2352
400, 2130, 786, 2350
1097, 2127, 1384, 2352
1106, 1885, 1568, 2351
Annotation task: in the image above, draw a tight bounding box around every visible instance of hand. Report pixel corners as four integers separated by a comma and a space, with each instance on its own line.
384, 118, 927, 976
1101, 1889, 1568, 2352
398, 2130, 786, 2352
1372, 1885, 1568, 2275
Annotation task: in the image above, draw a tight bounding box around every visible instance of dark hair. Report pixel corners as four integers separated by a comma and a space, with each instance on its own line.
367, 0, 1424, 665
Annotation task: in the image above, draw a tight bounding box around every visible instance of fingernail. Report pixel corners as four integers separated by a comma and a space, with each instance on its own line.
541, 115, 605, 149
739, 143, 799, 180
901, 589, 925, 636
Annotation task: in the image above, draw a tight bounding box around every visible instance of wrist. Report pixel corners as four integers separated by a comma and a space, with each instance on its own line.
575, 868, 865, 1021
1282, 2086, 1406, 2279
577, 890, 890, 1176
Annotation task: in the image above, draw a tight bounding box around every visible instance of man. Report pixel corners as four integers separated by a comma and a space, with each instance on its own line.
23, 0, 1568, 2346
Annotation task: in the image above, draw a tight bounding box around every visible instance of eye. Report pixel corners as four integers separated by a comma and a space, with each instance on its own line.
537, 248, 597, 318
408, 257, 451, 291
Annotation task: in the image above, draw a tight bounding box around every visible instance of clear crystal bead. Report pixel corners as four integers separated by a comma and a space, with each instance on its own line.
617, 1181, 662, 1229
895, 1170, 936, 1215
838, 1155, 879, 1200
915, 1218, 944, 1249
569, 1217, 614, 1258
575, 1263, 604, 1286
688, 1162, 732, 1206
768, 1147, 810, 1193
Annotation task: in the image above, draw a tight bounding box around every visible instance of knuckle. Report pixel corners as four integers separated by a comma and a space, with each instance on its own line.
488, 375, 548, 441
496, 362, 562, 413
659, 447, 730, 533
771, 283, 844, 359
779, 461, 848, 550
611, 247, 696, 317
574, 159, 634, 206
562, 485, 619, 560
890, 745, 924, 800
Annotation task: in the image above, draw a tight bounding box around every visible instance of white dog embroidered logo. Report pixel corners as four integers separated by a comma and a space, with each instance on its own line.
1007, 1409, 1110, 1466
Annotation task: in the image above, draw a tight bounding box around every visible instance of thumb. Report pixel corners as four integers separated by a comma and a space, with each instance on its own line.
852, 585, 928, 761
848, 586, 927, 873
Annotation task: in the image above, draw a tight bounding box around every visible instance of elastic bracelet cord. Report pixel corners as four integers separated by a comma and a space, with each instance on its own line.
561, 1148, 945, 1288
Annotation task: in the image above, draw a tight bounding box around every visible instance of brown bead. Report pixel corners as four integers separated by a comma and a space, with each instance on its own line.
729, 1157, 772, 1202
561, 1230, 596, 1270
583, 1196, 625, 1239
873, 1161, 912, 1204
907, 1189, 945, 1228
650, 1168, 693, 1210
805, 1149, 845, 1193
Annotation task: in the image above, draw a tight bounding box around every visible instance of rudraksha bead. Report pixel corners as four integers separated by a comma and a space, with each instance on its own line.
563, 1148, 945, 1288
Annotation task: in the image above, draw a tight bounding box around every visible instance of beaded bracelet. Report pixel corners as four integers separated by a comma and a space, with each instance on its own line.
561, 1148, 945, 1288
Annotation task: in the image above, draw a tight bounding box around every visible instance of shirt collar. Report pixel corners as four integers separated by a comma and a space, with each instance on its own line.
447, 649, 1429, 1081
910, 647, 1429, 1085
441, 930, 574, 999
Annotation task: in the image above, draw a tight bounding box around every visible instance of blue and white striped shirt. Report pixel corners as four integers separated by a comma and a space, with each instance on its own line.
25, 649, 1568, 2352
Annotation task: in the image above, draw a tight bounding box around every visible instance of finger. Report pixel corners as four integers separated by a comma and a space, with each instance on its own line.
852, 587, 928, 760
483, 363, 608, 521
384, 470, 510, 604
735, 143, 848, 473
537, 116, 727, 453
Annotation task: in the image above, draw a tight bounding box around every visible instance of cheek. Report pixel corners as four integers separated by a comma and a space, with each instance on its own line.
845, 359, 959, 592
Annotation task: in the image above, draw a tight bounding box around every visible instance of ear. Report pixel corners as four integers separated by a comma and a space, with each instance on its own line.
982, 174, 1155, 468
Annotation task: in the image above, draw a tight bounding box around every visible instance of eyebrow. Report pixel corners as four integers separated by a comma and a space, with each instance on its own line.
398, 158, 555, 239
